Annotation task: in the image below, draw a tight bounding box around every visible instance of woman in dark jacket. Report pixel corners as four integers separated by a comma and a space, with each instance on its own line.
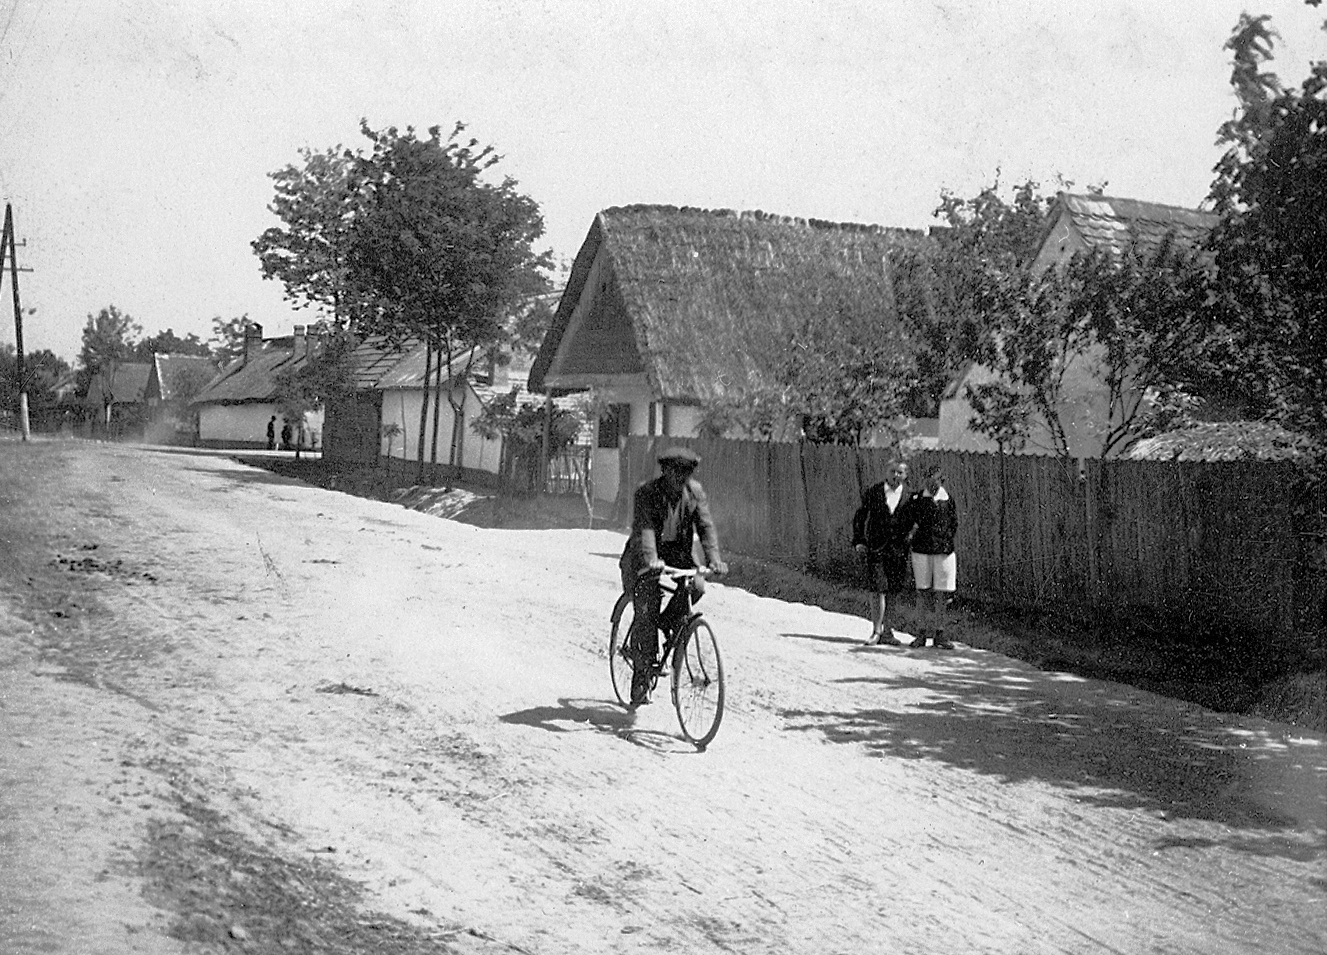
901, 465, 958, 649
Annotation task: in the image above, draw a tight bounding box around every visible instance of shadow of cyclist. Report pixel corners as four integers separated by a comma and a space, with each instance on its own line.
499, 698, 636, 734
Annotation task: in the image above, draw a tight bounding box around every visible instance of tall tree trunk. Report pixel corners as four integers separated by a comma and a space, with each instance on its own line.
415, 342, 433, 484
448, 391, 465, 480
429, 346, 444, 471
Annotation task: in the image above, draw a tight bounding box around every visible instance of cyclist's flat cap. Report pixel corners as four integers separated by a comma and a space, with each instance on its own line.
657, 446, 701, 466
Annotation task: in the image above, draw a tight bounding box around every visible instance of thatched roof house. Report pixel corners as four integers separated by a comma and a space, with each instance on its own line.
529, 205, 930, 404
189, 323, 324, 449
83, 362, 151, 408
146, 354, 218, 405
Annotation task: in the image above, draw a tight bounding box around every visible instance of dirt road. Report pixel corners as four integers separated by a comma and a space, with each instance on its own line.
1, 439, 1324, 954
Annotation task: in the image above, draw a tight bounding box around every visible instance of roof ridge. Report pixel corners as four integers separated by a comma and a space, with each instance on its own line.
600, 203, 920, 236
1059, 192, 1217, 221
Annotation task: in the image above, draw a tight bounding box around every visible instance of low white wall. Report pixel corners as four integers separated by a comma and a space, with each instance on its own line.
198, 403, 325, 447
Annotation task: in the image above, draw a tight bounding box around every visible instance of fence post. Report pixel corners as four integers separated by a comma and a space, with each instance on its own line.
998, 450, 1007, 600
1082, 457, 1100, 608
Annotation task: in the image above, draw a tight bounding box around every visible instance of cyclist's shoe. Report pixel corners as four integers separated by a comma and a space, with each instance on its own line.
630, 669, 652, 706
932, 635, 956, 650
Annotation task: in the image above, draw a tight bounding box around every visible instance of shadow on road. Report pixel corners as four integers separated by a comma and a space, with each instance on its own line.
178, 464, 314, 490
500, 697, 635, 734
500, 698, 698, 755
780, 654, 1326, 860
783, 631, 865, 648
618, 728, 697, 755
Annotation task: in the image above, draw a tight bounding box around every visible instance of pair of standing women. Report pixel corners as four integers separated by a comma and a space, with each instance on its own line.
851, 463, 957, 649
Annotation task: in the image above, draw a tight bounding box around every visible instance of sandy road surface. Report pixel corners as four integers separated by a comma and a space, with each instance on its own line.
1, 439, 1324, 954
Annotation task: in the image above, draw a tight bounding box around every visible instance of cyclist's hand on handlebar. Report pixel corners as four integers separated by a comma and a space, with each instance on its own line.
647, 558, 666, 574
708, 559, 729, 577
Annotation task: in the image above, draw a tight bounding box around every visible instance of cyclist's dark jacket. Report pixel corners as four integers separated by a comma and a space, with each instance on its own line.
901, 491, 957, 555
620, 475, 723, 580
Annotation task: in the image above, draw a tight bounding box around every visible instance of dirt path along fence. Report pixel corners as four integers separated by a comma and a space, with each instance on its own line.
619, 436, 1326, 648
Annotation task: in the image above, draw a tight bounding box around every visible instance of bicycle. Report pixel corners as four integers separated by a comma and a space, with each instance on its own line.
608, 566, 726, 749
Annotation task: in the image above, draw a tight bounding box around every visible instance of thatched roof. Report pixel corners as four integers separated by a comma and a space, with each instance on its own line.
191, 344, 305, 405
148, 354, 219, 402
529, 205, 931, 402
1127, 421, 1315, 462
1041, 193, 1217, 260
84, 362, 151, 406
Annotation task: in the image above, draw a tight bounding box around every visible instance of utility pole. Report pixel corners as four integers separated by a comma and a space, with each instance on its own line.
1, 203, 32, 440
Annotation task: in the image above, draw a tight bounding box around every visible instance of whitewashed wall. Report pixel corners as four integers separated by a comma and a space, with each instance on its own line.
379, 385, 502, 474
198, 403, 325, 447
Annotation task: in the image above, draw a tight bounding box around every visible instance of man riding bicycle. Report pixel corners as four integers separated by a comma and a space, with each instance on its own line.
619, 446, 728, 706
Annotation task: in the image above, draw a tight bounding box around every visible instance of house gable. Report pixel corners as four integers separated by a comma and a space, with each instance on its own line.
1030, 204, 1086, 273
1032, 193, 1217, 272
544, 242, 645, 390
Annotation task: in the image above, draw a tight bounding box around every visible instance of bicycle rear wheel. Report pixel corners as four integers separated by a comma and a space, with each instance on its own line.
608, 592, 636, 707
671, 616, 724, 748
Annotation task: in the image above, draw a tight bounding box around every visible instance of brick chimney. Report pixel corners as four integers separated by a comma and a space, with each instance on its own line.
243, 322, 264, 363
293, 324, 306, 358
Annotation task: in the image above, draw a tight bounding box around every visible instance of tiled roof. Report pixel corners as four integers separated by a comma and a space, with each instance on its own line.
347, 336, 416, 390
375, 342, 482, 390
1056, 193, 1216, 256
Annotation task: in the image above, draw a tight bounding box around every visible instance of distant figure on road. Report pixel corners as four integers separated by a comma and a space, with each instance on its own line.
266, 415, 277, 451
852, 460, 912, 645
619, 446, 728, 706
280, 419, 293, 452
901, 465, 958, 650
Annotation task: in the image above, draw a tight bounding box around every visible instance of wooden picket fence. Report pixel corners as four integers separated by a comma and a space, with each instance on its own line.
620, 436, 1327, 644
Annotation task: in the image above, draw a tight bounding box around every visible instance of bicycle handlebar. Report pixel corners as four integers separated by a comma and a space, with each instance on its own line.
636, 564, 712, 580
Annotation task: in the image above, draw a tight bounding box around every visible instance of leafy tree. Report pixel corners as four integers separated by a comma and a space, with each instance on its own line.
133, 328, 211, 360
272, 324, 355, 455
471, 389, 583, 489
1, 346, 71, 412
1208, 9, 1327, 449
347, 121, 552, 477
968, 233, 1217, 461
252, 147, 363, 326
78, 305, 142, 424
209, 315, 252, 366
505, 291, 558, 361
699, 328, 918, 446
893, 178, 1052, 416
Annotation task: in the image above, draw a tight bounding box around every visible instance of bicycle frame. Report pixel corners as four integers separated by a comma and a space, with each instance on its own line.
609, 567, 706, 671
609, 564, 725, 747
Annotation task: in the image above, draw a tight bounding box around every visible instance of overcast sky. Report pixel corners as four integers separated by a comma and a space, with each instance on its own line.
1, 0, 1324, 363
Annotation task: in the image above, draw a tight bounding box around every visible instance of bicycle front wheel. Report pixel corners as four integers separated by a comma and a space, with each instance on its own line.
671, 616, 725, 748
608, 592, 636, 707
